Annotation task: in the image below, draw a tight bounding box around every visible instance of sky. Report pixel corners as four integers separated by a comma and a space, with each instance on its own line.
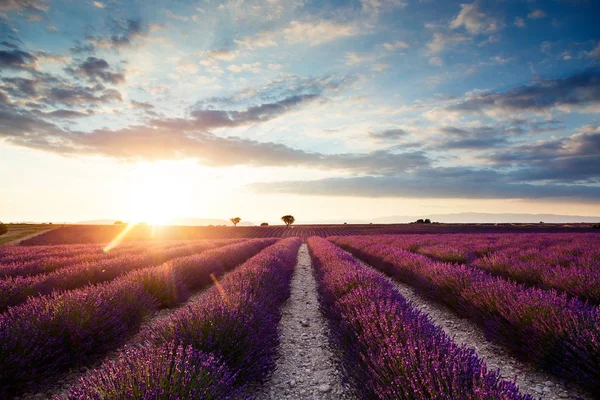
1, 0, 599, 224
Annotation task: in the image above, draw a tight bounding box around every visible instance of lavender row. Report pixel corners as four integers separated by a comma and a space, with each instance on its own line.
354, 234, 600, 304
0, 238, 276, 397
0, 240, 174, 265
0, 240, 197, 280
0, 240, 235, 312
308, 237, 530, 400
331, 236, 600, 396
472, 248, 600, 304
66, 237, 301, 399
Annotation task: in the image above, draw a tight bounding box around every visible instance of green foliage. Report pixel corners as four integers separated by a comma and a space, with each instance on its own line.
0, 222, 7, 236
281, 215, 295, 227
230, 217, 241, 227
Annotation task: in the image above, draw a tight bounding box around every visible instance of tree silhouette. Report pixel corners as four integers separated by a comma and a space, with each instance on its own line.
281, 215, 295, 227
0, 222, 7, 236
230, 217, 241, 227
260, 222, 269, 226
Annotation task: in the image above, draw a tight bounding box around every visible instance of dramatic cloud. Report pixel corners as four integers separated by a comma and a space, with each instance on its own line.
447, 68, 600, 115
0, 48, 37, 71
248, 170, 600, 201
486, 125, 600, 182
84, 19, 147, 51
66, 57, 125, 85
450, 2, 502, 35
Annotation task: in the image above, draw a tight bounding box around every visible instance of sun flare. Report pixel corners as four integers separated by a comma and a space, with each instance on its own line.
126, 161, 198, 225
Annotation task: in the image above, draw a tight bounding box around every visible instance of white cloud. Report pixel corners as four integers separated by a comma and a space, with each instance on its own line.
166, 10, 190, 22
92, 1, 104, 8
371, 63, 390, 72
176, 60, 199, 74
426, 33, 469, 53
513, 17, 525, 28
450, 2, 502, 35
344, 52, 375, 65
203, 49, 239, 61
283, 20, 358, 46
383, 40, 409, 51
235, 30, 278, 49
429, 56, 443, 66
360, 0, 407, 16
227, 62, 263, 73
528, 9, 547, 20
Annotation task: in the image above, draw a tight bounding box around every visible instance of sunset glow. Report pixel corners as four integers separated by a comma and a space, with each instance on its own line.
0, 0, 599, 223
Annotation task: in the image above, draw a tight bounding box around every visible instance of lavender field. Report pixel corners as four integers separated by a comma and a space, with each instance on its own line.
1, 232, 598, 399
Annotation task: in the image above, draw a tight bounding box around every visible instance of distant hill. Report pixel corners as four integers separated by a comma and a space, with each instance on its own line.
76, 218, 256, 226
369, 213, 600, 224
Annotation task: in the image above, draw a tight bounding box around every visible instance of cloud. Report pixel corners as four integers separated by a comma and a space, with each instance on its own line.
360, 0, 407, 16
446, 68, 600, 116
344, 52, 375, 65
84, 19, 148, 51
429, 56, 443, 66
383, 40, 409, 51
227, 62, 263, 73
0, 48, 37, 71
166, 10, 189, 22
513, 17, 526, 28
426, 33, 469, 53
248, 172, 600, 201
203, 48, 239, 61
368, 128, 409, 140
66, 57, 125, 85
528, 9, 547, 19
0, 75, 359, 163
235, 30, 278, 50
42, 109, 92, 119
0, 0, 48, 12
92, 1, 104, 9
130, 100, 154, 110
485, 126, 600, 183
586, 42, 600, 58
283, 20, 358, 46
450, 2, 502, 35
371, 63, 390, 73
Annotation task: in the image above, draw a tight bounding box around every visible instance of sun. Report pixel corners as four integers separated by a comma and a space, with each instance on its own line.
125, 161, 197, 225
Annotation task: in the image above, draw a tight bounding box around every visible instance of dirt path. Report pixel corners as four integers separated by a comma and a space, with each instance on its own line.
354, 257, 592, 400
255, 244, 355, 400
4, 228, 56, 246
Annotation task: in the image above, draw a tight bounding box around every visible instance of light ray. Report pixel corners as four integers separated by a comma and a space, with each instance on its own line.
103, 223, 136, 253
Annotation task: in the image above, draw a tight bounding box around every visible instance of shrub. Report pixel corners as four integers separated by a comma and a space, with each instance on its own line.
260, 222, 269, 226
593, 223, 600, 229
0, 222, 7, 236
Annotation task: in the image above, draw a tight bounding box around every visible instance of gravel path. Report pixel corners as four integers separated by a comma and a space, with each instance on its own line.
255, 244, 356, 400
354, 258, 592, 400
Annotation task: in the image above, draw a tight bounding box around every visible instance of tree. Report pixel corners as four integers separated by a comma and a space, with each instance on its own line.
281, 215, 295, 227
424, 218, 431, 224
230, 217, 241, 227
114, 221, 124, 225
593, 223, 600, 229
0, 222, 7, 236
260, 222, 269, 226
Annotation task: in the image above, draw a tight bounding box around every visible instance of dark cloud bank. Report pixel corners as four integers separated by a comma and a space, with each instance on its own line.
1, 61, 600, 201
